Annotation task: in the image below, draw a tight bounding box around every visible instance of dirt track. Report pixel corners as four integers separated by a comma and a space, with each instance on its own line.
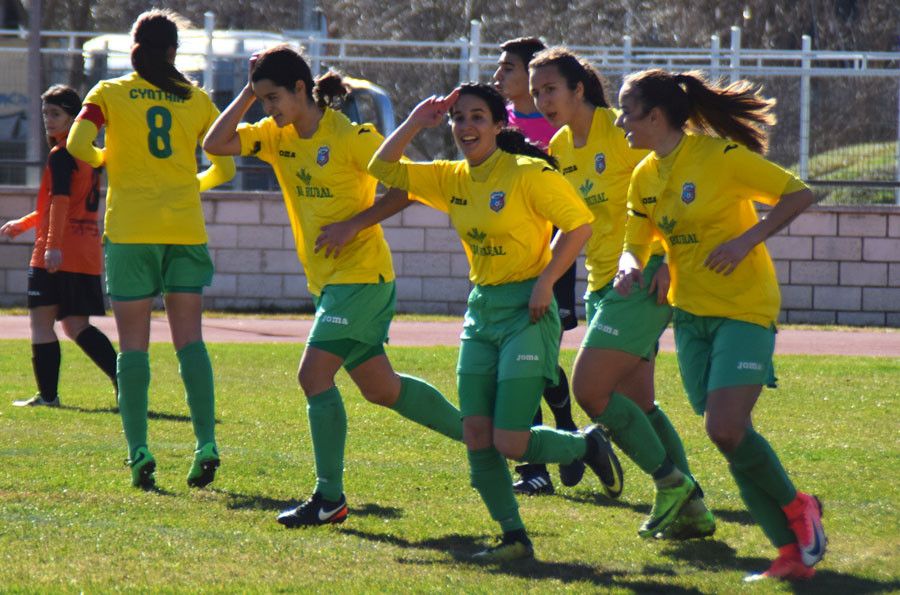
1, 315, 897, 357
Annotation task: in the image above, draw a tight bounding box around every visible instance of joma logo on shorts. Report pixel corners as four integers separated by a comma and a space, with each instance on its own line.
737, 361, 763, 371
596, 324, 620, 336
516, 354, 540, 361
321, 315, 349, 325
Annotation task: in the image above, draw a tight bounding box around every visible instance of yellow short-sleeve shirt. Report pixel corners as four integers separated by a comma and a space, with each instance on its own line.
83, 73, 221, 243
237, 108, 394, 296
625, 134, 807, 327
370, 149, 593, 286
550, 107, 650, 291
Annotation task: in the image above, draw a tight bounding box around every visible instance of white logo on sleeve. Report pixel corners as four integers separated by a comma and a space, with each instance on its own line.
516, 354, 540, 361
737, 361, 763, 371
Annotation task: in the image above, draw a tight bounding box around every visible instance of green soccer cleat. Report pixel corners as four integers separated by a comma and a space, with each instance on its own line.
473, 531, 534, 562
128, 446, 156, 489
656, 507, 716, 540
187, 443, 220, 488
638, 475, 696, 538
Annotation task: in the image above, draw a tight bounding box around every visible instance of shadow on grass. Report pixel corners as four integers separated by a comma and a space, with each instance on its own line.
220, 490, 295, 512
338, 527, 703, 592
141, 484, 177, 497
661, 539, 900, 593
61, 404, 206, 424
790, 571, 900, 594
557, 491, 650, 513
558, 492, 755, 527
218, 494, 404, 520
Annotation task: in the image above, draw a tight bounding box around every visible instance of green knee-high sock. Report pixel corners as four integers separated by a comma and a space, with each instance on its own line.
646, 406, 691, 476
521, 426, 587, 464
727, 428, 797, 506
592, 392, 666, 475
391, 374, 463, 441
177, 341, 216, 448
728, 463, 795, 547
117, 351, 150, 459
468, 447, 523, 533
307, 386, 347, 500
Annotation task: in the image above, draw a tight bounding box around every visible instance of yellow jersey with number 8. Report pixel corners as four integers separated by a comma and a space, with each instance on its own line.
83, 73, 221, 244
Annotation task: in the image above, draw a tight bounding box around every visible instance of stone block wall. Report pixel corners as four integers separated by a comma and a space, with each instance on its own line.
1, 187, 898, 326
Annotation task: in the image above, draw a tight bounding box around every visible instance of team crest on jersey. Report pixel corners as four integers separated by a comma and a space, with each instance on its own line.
594, 153, 606, 174
681, 182, 696, 204
316, 146, 330, 166
489, 191, 506, 212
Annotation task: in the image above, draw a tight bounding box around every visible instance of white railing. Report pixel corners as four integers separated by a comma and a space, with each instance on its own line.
4, 18, 900, 202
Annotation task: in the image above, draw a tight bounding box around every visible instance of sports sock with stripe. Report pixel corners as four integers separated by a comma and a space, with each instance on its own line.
307, 386, 347, 501
117, 350, 150, 460
391, 374, 463, 441
592, 391, 667, 475
177, 341, 216, 448
32, 341, 61, 401
646, 405, 692, 476
468, 447, 524, 533
74, 325, 118, 385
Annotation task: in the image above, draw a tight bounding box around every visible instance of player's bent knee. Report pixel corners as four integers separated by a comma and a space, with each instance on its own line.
705, 421, 743, 453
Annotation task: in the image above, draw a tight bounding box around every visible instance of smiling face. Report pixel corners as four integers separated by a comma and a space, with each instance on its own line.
615, 87, 654, 149
41, 102, 74, 143
529, 64, 582, 128
251, 78, 306, 128
449, 93, 502, 166
492, 51, 529, 102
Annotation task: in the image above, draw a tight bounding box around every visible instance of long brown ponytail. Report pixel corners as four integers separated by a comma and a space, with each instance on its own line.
623, 69, 775, 154
130, 9, 193, 99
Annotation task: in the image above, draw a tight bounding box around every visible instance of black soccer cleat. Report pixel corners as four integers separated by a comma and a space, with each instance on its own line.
277, 492, 349, 528
512, 465, 554, 496
582, 424, 624, 499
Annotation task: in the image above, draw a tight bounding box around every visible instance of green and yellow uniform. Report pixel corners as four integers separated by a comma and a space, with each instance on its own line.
239, 108, 462, 502
370, 148, 593, 535
67, 72, 235, 474
72, 73, 234, 298
624, 134, 807, 410
551, 107, 691, 488
550, 107, 669, 358
238, 109, 394, 296
626, 133, 809, 548
238, 109, 396, 366
370, 149, 592, 387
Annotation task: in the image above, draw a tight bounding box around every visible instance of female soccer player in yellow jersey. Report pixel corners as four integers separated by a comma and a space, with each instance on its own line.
529, 48, 710, 540
368, 82, 624, 561
614, 69, 826, 581
67, 10, 236, 490
492, 36, 585, 497
202, 45, 464, 528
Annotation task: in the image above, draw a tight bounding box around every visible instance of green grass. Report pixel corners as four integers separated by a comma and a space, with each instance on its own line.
1, 341, 898, 593
795, 141, 899, 205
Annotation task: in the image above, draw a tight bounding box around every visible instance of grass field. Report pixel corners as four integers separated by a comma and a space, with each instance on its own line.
1, 341, 898, 593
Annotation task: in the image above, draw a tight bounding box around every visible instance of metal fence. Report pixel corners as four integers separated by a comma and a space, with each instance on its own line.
2, 19, 899, 203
